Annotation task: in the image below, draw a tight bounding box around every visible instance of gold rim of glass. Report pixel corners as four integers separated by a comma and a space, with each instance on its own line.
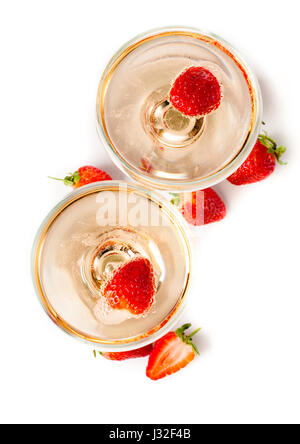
31, 181, 192, 351
96, 26, 263, 192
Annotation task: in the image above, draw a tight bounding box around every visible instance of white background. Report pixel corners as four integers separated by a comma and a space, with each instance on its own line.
0, 0, 299, 425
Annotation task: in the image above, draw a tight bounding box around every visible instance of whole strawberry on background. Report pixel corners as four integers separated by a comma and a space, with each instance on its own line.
171, 188, 226, 226
228, 133, 286, 186
49, 165, 112, 188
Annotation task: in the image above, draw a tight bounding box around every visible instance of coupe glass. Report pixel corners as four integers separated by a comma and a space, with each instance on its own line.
96, 26, 262, 192
32, 181, 192, 351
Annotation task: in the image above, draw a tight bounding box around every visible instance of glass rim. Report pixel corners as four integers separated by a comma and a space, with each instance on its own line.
96, 25, 263, 192
31, 180, 193, 352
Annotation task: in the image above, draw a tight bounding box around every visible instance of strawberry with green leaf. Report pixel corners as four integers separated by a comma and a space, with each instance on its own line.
146, 324, 200, 381
50, 166, 112, 189
228, 133, 286, 186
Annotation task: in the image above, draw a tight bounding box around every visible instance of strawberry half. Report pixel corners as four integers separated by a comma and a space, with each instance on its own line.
97, 344, 154, 361
49, 166, 112, 189
227, 133, 286, 186
171, 188, 226, 226
169, 66, 222, 117
101, 257, 156, 316
146, 324, 200, 381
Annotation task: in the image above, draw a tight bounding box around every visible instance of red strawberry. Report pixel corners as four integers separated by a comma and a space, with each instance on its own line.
169, 66, 222, 117
102, 257, 156, 316
228, 133, 286, 185
146, 324, 200, 381
98, 344, 154, 361
171, 188, 226, 226
49, 166, 112, 189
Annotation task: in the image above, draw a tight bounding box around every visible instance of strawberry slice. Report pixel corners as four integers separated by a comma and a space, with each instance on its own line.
98, 344, 154, 361
169, 66, 222, 117
146, 324, 200, 381
101, 257, 156, 316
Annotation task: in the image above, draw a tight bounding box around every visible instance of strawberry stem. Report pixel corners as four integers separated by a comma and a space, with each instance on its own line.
48, 176, 65, 182
170, 193, 181, 206
176, 323, 201, 355
258, 132, 287, 165
188, 328, 201, 339
176, 323, 192, 336
93, 350, 103, 358
49, 171, 81, 187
